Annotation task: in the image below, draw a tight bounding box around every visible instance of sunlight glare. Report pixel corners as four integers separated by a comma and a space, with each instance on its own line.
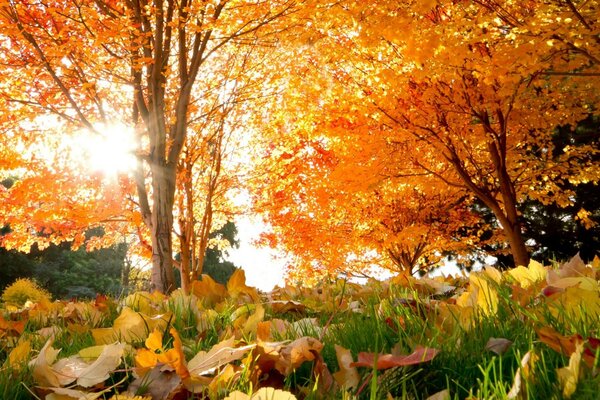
75, 123, 137, 177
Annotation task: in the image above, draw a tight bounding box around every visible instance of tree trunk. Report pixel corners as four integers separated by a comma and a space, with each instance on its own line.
504, 221, 530, 267
149, 162, 177, 293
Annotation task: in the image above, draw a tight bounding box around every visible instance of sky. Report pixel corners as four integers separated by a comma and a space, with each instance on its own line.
225, 215, 288, 291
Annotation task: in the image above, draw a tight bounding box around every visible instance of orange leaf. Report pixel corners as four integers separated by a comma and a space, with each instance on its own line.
350, 346, 439, 370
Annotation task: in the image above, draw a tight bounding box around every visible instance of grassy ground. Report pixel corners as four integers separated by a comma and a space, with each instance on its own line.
0, 257, 599, 399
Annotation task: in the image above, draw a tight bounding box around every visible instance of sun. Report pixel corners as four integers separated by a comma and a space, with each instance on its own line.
74, 123, 137, 177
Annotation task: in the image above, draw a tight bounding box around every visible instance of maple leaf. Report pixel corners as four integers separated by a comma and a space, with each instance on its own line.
91, 307, 170, 345
224, 387, 297, 400
333, 344, 360, 389
187, 337, 256, 377
191, 276, 228, 306
275, 336, 324, 375
350, 346, 439, 370
227, 269, 260, 303
537, 327, 599, 368
5, 340, 31, 369
557, 342, 584, 399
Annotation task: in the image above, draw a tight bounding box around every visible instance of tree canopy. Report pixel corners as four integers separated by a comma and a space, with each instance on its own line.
0, 0, 598, 289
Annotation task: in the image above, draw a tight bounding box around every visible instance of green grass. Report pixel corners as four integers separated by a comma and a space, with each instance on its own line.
0, 261, 599, 399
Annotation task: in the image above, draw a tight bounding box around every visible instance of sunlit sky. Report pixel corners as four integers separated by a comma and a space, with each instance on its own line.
225, 215, 288, 291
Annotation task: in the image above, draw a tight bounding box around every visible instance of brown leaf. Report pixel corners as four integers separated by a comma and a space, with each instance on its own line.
332, 344, 360, 389
275, 337, 324, 375
187, 337, 256, 377
127, 366, 183, 400
485, 337, 513, 355
537, 327, 599, 368
350, 346, 439, 370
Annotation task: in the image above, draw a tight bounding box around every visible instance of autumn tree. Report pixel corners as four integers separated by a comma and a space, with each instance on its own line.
255, 0, 599, 274
0, 0, 303, 292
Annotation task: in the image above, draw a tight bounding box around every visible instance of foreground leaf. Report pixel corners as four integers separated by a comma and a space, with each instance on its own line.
557, 342, 584, 399
224, 387, 297, 400
350, 346, 439, 370
187, 337, 256, 377
333, 344, 359, 389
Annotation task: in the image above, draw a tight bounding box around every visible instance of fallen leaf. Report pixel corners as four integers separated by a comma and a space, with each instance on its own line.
53, 342, 125, 387
557, 341, 584, 399
485, 337, 513, 355
426, 389, 451, 400
187, 337, 256, 377
332, 345, 359, 389
269, 300, 307, 314
507, 260, 547, 289
126, 366, 183, 399
224, 387, 297, 400
350, 346, 439, 370
507, 350, 537, 399
91, 307, 170, 345
192, 275, 228, 306
275, 337, 324, 375
6, 340, 31, 368
45, 386, 112, 400
30, 338, 61, 387
227, 269, 260, 302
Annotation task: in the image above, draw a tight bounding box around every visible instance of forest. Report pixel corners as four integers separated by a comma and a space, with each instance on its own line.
0, 0, 598, 398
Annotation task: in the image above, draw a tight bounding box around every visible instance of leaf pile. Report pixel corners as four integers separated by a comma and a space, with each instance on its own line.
1, 257, 600, 399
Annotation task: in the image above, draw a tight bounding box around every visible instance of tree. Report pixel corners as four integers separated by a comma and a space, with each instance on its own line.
0, 0, 303, 292
255, 0, 599, 273
201, 221, 240, 285
475, 114, 600, 265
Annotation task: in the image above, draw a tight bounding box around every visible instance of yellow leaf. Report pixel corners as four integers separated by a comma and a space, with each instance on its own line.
187, 337, 256, 377
30, 338, 61, 387
208, 363, 238, 398
91, 307, 170, 345
192, 275, 228, 306
507, 260, 547, 288
145, 329, 163, 352
6, 340, 30, 368
135, 348, 159, 371
557, 342, 583, 399
227, 269, 260, 302
243, 304, 265, 337
168, 328, 190, 379
224, 387, 297, 400
549, 287, 600, 323
333, 344, 360, 389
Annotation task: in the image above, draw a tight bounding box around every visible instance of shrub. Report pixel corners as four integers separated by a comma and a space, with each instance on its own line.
1, 278, 51, 307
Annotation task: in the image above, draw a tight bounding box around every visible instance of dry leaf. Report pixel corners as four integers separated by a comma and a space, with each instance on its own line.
53, 342, 125, 387
485, 337, 513, 355
275, 337, 323, 375
507, 350, 537, 399
350, 346, 439, 370
30, 338, 61, 387
6, 340, 30, 368
187, 337, 256, 376
557, 342, 584, 399
191, 275, 228, 306
224, 387, 297, 400
332, 344, 359, 389
227, 269, 260, 302
426, 389, 451, 400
